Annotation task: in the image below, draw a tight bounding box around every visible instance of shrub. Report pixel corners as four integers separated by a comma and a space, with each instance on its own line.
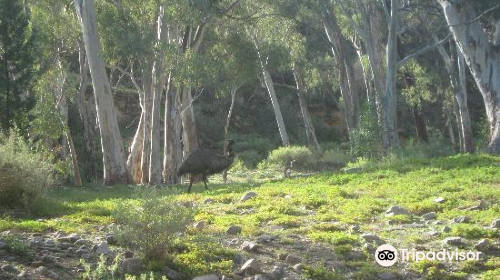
0, 131, 54, 214
318, 148, 350, 169
266, 146, 315, 170
112, 196, 194, 262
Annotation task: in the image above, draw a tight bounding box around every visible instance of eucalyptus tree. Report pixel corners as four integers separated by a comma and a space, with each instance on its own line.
437, 0, 500, 153
74, 0, 129, 184
0, 0, 37, 133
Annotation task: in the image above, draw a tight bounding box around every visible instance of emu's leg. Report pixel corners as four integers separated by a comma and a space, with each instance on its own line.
203, 174, 209, 190
187, 175, 194, 193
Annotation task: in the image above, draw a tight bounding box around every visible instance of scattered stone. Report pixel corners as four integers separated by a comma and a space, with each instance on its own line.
433, 197, 445, 203
285, 254, 301, 265
364, 243, 375, 251
443, 237, 464, 246
427, 231, 440, 237
233, 254, 245, 265
0, 240, 6, 250
226, 225, 242, 235
192, 274, 219, 280
75, 239, 91, 247
17, 270, 31, 279
278, 253, 287, 260
240, 192, 258, 202
241, 241, 258, 252
475, 239, 490, 251
181, 201, 194, 208
378, 272, 398, 280
284, 195, 292, 199
193, 221, 205, 230
35, 266, 47, 275
422, 212, 437, 220
106, 234, 117, 245
351, 225, 360, 232
490, 219, 500, 229
404, 271, 421, 279
240, 259, 261, 275
256, 234, 276, 243
163, 266, 182, 280
442, 226, 451, 233
451, 216, 470, 224
292, 263, 303, 273
203, 198, 215, 204
221, 276, 233, 280
270, 265, 285, 279
1, 264, 19, 274
42, 255, 56, 264
95, 241, 111, 255
386, 205, 410, 216
122, 258, 143, 275
361, 233, 382, 243
252, 275, 269, 280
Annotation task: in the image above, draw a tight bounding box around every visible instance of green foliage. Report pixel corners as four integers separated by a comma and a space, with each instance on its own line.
266, 145, 315, 170
113, 195, 194, 261
349, 104, 381, 159
318, 148, 350, 169
302, 265, 341, 280
80, 255, 121, 280
2, 234, 34, 260
0, 131, 54, 214
0, 0, 38, 133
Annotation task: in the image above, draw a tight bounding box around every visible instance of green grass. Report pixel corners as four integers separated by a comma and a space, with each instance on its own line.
1, 154, 499, 279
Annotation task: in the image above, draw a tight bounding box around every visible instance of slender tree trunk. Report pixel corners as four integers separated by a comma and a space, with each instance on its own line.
411, 107, 428, 143
76, 42, 98, 182
74, 0, 128, 184
163, 84, 182, 185
179, 86, 199, 155
454, 45, 475, 153
53, 54, 82, 187
223, 85, 239, 183
438, 0, 500, 154
321, 2, 360, 134
293, 67, 322, 153
447, 120, 456, 149
382, 0, 400, 149
141, 62, 154, 184
127, 111, 144, 184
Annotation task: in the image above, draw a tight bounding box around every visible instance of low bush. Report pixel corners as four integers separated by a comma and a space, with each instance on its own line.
0, 131, 54, 214
318, 148, 350, 169
112, 195, 194, 262
266, 145, 315, 170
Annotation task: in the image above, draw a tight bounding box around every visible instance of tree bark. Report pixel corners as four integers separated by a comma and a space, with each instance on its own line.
74, 0, 128, 184
140, 62, 154, 184
292, 67, 322, 152
127, 110, 144, 184
321, 1, 360, 134
179, 86, 199, 156
163, 83, 183, 185
223, 85, 239, 183
438, 0, 500, 154
411, 106, 429, 143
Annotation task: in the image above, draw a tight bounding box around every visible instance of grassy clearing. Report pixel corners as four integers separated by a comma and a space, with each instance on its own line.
1, 154, 499, 279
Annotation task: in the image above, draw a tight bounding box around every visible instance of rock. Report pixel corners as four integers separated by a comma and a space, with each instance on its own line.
76, 248, 90, 257
122, 258, 143, 275
17, 270, 31, 279
163, 266, 182, 280
1, 264, 19, 274
193, 221, 205, 230
0, 249, 6, 256
45, 270, 60, 279
42, 255, 56, 264
451, 216, 470, 224
256, 234, 276, 243
193, 275, 219, 280
270, 266, 285, 279
442, 226, 451, 233
241, 241, 258, 252
252, 275, 269, 280
491, 219, 500, 229
475, 239, 490, 251
351, 225, 360, 232
221, 276, 233, 280
361, 233, 382, 243
226, 225, 242, 235
422, 212, 437, 220
378, 272, 398, 280
278, 253, 287, 260
427, 231, 440, 237
75, 239, 91, 246
433, 197, 445, 203
285, 254, 301, 265
106, 234, 117, 245
95, 241, 111, 255
386, 205, 410, 216
203, 198, 215, 204
292, 263, 303, 273
443, 237, 464, 246
0, 241, 6, 250
240, 259, 261, 275
240, 192, 258, 202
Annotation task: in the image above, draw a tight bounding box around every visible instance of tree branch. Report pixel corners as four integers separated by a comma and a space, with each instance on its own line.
397, 33, 451, 67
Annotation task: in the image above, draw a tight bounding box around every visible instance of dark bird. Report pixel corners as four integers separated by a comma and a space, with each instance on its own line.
178, 140, 235, 193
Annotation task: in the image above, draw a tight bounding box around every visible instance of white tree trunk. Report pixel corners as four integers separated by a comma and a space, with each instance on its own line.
163, 84, 183, 185
223, 85, 239, 183
293, 67, 321, 152
180, 86, 199, 155
262, 68, 290, 146
439, 0, 500, 154
74, 0, 128, 184
127, 111, 144, 184
140, 63, 154, 184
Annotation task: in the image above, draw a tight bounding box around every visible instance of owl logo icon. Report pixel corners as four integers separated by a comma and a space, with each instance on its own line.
375, 244, 398, 267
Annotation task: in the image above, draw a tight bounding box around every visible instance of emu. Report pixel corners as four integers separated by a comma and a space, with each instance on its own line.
178, 140, 235, 193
